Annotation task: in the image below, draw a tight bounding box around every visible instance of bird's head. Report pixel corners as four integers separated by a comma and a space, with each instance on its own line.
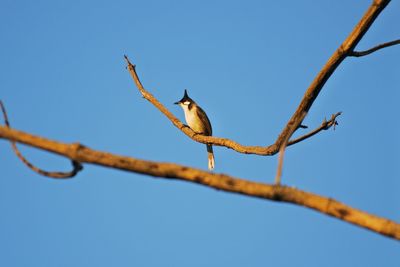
174, 89, 193, 107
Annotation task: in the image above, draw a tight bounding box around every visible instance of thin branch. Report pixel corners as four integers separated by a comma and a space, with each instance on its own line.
124, 56, 336, 156
288, 112, 341, 146
0, 101, 82, 178
0, 125, 399, 240
350, 39, 400, 57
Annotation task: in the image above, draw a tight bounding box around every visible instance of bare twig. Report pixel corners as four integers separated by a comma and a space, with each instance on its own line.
0, 101, 82, 178
0, 125, 399, 240
288, 112, 342, 146
350, 39, 400, 57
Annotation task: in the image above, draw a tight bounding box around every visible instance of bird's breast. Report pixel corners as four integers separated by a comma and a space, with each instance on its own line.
183, 107, 206, 134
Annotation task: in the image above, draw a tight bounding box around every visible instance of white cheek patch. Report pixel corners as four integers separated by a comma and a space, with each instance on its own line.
183, 101, 191, 105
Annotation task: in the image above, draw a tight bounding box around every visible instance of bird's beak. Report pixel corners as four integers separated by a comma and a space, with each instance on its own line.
174, 101, 180, 105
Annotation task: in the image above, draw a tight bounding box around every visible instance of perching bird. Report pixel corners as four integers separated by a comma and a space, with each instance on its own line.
175, 90, 215, 170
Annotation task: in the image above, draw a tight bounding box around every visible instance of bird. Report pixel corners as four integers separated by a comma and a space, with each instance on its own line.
175, 89, 215, 170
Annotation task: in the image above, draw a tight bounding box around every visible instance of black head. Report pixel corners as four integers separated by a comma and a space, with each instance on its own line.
174, 89, 193, 105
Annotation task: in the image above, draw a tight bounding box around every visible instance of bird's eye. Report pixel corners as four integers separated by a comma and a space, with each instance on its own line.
183, 101, 190, 105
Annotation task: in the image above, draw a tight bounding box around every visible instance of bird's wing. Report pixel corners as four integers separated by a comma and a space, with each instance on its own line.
196, 106, 212, 136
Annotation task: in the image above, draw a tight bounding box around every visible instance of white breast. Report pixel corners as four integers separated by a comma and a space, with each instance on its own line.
182, 105, 204, 133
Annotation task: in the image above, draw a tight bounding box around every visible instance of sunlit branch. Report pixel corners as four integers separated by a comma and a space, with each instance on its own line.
124, 56, 338, 156
271, 0, 390, 185
274, 0, 390, 149
0, 125, 399, 241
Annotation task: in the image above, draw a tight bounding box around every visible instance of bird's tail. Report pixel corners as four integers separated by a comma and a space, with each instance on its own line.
207, 144, 215, 170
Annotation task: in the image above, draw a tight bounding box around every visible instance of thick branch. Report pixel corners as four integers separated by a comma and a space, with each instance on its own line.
124, 56, 336, 156
0, 125, 399, 241
350, 39, 400, 57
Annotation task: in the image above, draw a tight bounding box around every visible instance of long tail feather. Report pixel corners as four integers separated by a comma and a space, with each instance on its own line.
207, 144, 215, 170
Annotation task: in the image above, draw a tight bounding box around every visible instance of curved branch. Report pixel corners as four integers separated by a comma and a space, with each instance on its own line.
124, 56, 337, 156
124, 55, 276, 155
350, 39, 400, 57
0, 101, 82, 178
0, 125, 399, 240
124, 0, 391, 156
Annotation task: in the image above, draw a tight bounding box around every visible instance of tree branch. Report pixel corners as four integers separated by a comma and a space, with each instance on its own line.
1, 0, 396, 243
271, 0, 390, 184
274, 0, 390, 148
0, 125, 399, 240
124, 56, 337, 156
288, 112, 341, 146
0, 101, 82, 178
124, 0, 392, 157
350, 39, 400, 57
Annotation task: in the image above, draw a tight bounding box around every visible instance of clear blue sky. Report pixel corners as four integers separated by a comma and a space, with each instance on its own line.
1, 0, 399, 266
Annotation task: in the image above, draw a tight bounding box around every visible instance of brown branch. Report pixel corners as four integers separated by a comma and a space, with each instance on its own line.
288, 112, 341, 146
124, 56, 337, 156
124, 1, 390, 157
124, 55, 275, 155
350, 39, 400, 57
0, 101, 82, 178
270, 0, 389, 184
274, 0, 390, 148
0, 125, 399, 240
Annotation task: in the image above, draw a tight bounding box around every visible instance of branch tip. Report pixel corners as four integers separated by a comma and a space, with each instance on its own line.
287, 112, 342, 146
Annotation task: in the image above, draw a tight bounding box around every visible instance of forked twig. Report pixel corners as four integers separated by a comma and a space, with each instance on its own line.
288, 112, 342, 146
